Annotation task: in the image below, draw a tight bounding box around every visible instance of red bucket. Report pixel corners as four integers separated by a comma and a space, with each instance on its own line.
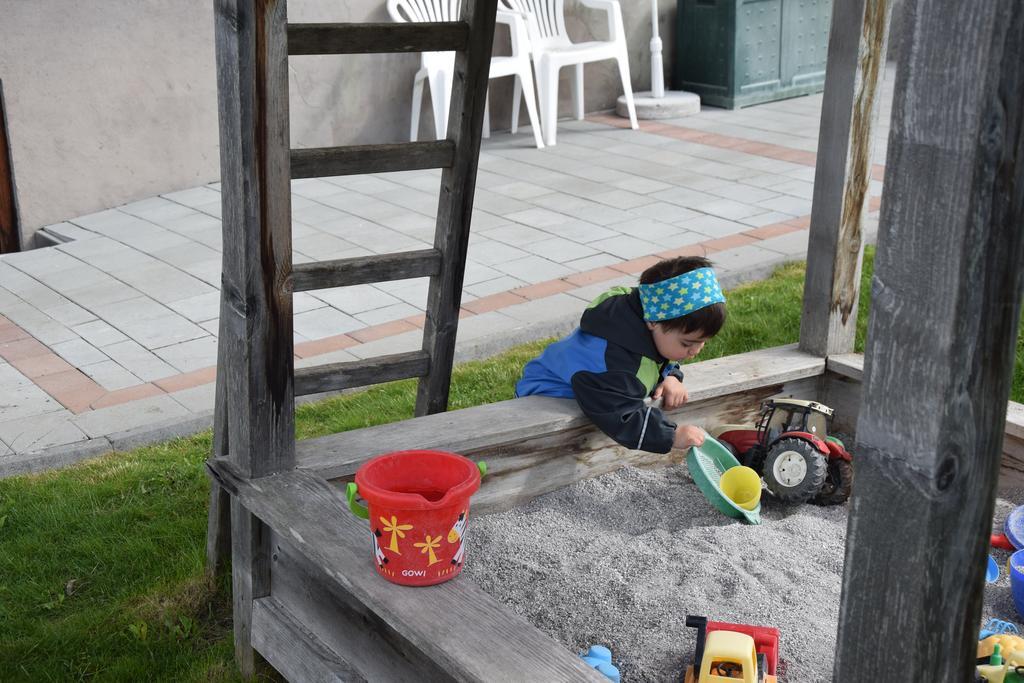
346, 450, 485, 586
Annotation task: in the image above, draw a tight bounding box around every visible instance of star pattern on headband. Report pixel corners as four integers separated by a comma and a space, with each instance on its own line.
638, 267, 725, 321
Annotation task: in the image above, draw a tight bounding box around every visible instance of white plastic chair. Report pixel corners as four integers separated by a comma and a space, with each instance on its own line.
387, 0, 545, 149
501, 0, 638, 146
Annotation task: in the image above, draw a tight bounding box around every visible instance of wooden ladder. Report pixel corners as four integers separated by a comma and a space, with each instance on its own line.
205, 0, 499, 625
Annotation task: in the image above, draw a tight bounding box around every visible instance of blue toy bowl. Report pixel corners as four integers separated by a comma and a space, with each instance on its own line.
988, 555, 1000, 583
1007, 505, 1024, 549
1011, 550, 1024, 619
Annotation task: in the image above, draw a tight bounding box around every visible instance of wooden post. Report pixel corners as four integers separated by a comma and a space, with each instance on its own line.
415, 0, 499, 416
205, 296, 232, 577
835, 0, 1024, 678
0, 80, 21, 254
798, 0, 892, 357
213, 0, 295, 675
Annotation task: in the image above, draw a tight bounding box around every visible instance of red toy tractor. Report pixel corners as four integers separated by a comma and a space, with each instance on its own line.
709, 398, 853, 505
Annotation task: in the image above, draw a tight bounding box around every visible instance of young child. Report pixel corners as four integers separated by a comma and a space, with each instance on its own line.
516, 256, 725, 453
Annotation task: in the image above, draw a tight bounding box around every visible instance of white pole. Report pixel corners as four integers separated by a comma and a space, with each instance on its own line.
650, 0, 665, 98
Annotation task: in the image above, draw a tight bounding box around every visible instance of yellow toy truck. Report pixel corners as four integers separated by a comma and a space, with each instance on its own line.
683, 615, 779, 683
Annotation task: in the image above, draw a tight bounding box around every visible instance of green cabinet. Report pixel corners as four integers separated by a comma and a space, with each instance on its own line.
672, 0, 833, 109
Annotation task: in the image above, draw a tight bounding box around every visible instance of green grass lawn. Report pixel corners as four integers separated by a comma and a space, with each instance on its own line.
2, 247, 1021, 681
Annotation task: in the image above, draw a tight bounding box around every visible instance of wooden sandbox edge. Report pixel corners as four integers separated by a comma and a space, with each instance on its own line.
207, 458, 607, 682
825, 353, 1024, 489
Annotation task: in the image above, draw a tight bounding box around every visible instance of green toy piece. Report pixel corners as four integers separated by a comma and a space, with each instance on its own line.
687, 435, 762, 525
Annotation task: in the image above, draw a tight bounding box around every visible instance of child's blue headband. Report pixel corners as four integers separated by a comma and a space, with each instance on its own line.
637, 267, 725, 321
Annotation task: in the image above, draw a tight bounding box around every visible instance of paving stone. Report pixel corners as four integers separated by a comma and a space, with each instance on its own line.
66, 208, 139, 233
168, 381, 217, 414
676, 215, 752, 239
462, 262, 503, 286
0, 440, 10, 456
312, 284, 402, 315
627, 201, 702, 225
498, 293, 586, 325
73, 320, 129, 347
480, 223, 553, 247
561, 253, 623, 272
114, 311, 208, 350
293, 307, 363, 340
492, 255, 574, 283
609, 175, 674, 195
472, 190, 533, 215
0, 410, 87, 454
489, 180, 553, 200
504, 207, 575, 228
80, 360, 144, 391
374, 212, 437, 234
154, 336, 219, 373
120, 196, 197, 224
353, 302, 422, 327
465, 275, 530, 298
181, 259, 223, 287
769, 178, 816, 200
161, 186, 222, 208
159, 211, 222, 236
293, 292, 326, 314
524, 236, 599, 262
466, 238, 531, 266
756, 230, 810, 257
606, 217, 688, 242
564, 276, 638, 303
51, 338, 109, 367
0, 285, 20, 309
714, 244, 792, 273
1, 246, 83, 280
345, 329, 421, 360
42, 301, 97, 327
2, 304, 77, 345
71, 395, 191, 439
62, 278, 141, 308
588, 234, 663, 260
373, 279, 430, 308
291, 178, 347, 199
689, 197, 767, 221
756, 194, 813, 216
450, 310, 522, 342
167, 291, 221, 323
740, 211, 801, 228
294, 347, 359, 369
193, 201, 222, 219
0, 378, 64, 422
102, 339, 180, 381
113, 262, 216, 304
468, 210, 513, 231
41, 222, 99, 242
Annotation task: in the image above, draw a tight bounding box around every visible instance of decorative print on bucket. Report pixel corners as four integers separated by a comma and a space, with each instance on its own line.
346, 450, 486, 587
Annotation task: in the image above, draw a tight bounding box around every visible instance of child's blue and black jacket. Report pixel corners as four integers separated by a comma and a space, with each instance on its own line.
515, 286, 684, 453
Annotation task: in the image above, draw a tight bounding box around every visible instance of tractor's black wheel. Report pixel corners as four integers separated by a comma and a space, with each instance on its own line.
813, 458, 854, 506
743, 445, 768, 474
762, 438, 827, 504
719, 440, 739, 459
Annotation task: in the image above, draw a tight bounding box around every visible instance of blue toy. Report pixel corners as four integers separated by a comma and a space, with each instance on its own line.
1006, 505, 1024, 549
581, 645, 621, 683
989, 555, 1000, 583
980, 618, 1021, 640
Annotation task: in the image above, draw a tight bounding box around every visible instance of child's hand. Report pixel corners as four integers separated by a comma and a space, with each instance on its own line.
654, 375, 688, 410
673, 424, 705, 450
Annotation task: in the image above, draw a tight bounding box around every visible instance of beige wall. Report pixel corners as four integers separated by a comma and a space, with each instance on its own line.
1, 0, 676, 245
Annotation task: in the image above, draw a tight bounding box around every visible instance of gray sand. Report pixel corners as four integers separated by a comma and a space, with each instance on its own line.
463, 463, 1021, 682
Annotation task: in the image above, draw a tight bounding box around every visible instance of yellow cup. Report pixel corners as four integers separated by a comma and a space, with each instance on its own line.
720, 466, 762, 511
